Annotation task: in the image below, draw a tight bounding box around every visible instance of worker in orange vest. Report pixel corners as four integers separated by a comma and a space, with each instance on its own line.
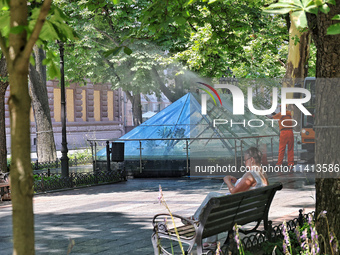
272, 105, 294, 167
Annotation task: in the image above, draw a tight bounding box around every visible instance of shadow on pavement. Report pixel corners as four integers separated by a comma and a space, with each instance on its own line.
0, 211, 155, 255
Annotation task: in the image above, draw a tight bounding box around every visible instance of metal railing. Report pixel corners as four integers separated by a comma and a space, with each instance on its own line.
30, 156, 92, 170
33, 169, 126, 193
240, 210, 315, 253
88, 133, 302, 174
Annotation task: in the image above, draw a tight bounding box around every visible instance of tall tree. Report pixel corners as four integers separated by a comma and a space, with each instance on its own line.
264, 0, 340, 251
283, 17, 311, 131
141, 0, 289, 78
28, 5, 76, 162
0, 53, 9, 174
308, 5, 340, 252
264, 3, 312, 131
29, 46, 57, 162
0, 0, 52, 253
54, 0, 188, 125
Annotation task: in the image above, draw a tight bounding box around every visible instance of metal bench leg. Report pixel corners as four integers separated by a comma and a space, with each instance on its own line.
151, 233, 161, 255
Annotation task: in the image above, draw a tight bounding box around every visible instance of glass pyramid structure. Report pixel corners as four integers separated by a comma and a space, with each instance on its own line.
97, 92, 286, 165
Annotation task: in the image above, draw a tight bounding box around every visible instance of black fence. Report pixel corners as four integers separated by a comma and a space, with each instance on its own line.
240, 209, 315, 254
32, 156, 92, 170
6, 156, 92, 172
33, 169, 126, 193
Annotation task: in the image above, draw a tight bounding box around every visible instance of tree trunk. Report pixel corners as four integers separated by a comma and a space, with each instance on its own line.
0, 1, 52, 254
152, 66, 186, 103
7, 44, 35, 255
152, 66, 177, 102
29, 46, 57, 162
307, 1, 340, 251
8, 70, 35, 255
125, 91, 142, 126
283, 16, 311, 131
0, 54, 9, 173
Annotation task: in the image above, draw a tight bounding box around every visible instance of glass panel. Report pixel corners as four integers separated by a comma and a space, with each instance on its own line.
96, 89, 301, 173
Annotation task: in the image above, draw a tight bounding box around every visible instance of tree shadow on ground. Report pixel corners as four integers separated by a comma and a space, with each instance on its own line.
0, 211, 156, 255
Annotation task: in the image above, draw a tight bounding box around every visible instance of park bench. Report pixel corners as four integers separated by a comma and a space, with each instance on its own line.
0, 182, 11, 201
151, 182, 283, 255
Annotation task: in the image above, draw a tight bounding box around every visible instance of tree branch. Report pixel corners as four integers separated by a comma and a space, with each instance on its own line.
22, 0, 52, 61
187, 22, 197, 32
124, 90, 133, 103
151, 66, 176, 102
103, 58, 121, 82
94, 27, 120, 47
103, 6, 118, 34
278, 58, 286, 67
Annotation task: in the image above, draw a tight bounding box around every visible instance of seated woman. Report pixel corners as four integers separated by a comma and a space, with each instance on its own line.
191, 147, 268, 248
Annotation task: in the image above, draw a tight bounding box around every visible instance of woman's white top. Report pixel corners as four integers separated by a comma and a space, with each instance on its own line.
234, 169, 267, 189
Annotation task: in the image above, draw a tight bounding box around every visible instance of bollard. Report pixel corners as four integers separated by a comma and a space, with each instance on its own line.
106, 141, 111, 171
267, 220, 273, 242
298, 209, 304, 226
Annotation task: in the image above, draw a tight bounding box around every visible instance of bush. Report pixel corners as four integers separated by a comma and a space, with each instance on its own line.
68, 149, 91, 160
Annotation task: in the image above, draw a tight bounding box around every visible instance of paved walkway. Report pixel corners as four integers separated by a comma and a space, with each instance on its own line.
0, 170, 315, 255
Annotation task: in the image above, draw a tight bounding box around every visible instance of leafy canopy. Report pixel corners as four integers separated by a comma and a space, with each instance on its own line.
0, 0, 77, 79
263, 0, 340, 34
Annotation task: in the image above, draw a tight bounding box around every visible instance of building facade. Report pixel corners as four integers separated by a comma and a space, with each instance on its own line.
5, 81, 124, 152
4, 80, 171, 153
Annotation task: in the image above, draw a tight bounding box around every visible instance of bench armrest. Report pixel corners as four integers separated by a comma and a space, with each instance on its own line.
152, 213, 198, 227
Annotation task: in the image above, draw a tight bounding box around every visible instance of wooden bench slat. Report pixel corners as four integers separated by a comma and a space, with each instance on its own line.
202, 224, 234, 239
236, 200, 268, 213
202, 210, 266, 238
210, 199, 268, 216
204, 205, 266, 229
169, 225, 195, 238
212, 192, 271, 208
233, 211, 266, 225
206, 206, 265, 223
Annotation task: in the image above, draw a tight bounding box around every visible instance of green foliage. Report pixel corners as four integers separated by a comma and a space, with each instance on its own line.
0, 4, 75, 43
35, 6, 77, 43
51, 0, 311, 99
51, 0, 195, 103
0, 10, 10, 34
43, 50, 61, 79
250, 213, 339, 255
0, 2, 76, 81
103, 47, 123, 58
327, 15, 340, 35
33, 174, 61, 182
307, 43, 317, 77
68, 149, 91, 160
0, 0, 9, 11
172, 1, 288, 78
0, 75, 9, 83
264, 0, 336, 29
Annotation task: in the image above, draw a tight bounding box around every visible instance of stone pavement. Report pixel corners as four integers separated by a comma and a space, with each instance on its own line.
0, 170, 315, 255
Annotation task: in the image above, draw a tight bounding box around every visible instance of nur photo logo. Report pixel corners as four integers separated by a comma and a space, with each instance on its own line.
198, 82, 312, 116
